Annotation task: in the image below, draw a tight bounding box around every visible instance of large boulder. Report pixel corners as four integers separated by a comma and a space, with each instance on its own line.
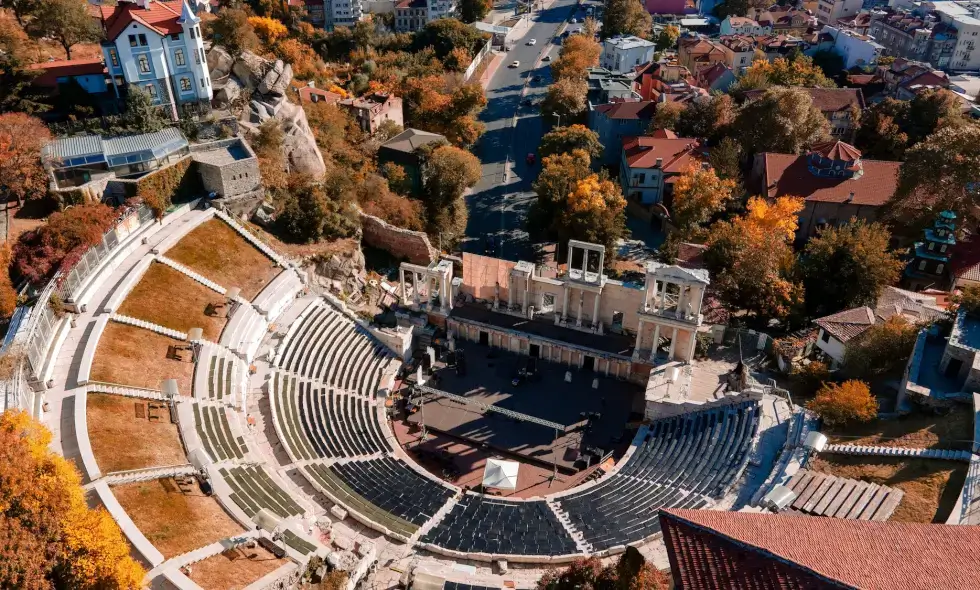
207, 46, 234, 79
258, 59, 293, 96
231, 51, 268, 90
213, 76, 242, 106
277, 100, 326, 178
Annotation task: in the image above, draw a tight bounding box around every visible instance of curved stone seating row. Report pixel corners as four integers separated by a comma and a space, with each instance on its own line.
219, 464, 305, 520
269, 372, 391, 462
102, 256, 153, 314
193, 342, 246, 404
253, 268, 302, 318
420, 494, 579, 558
302, 457, 453, 539
552, 400, 760, 551
274, 300, 393, 398
192, 402, 248, 463
220, 302, 266, 362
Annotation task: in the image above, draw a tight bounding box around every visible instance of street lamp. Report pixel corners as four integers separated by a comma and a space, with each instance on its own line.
552, 113, 561, 128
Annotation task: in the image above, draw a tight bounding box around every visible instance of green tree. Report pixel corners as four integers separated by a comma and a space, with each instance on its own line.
422, 145, 481, 243
842, 316, 919, 381
539, 124, 603, 160
648, 101, 684, 132
675, 94, 736, 142
541, 77, 589, 123
807, 380, 878, 426
853, 100, 910, 160
122, 87, 166, 134
459, 0, 491, 23
707, 137, 745, 193
601, 0, 652, 40
954, 284, 980, 317
208, 7, 260, 56
275, 174, 359, 243
801, 220, 903, 318
811, 49, 845, 79
889, 125, 980, 233
655, 24, 680, 53
24, 0, 98, 60
735, 86, 829, 155
412, 18, 489, 60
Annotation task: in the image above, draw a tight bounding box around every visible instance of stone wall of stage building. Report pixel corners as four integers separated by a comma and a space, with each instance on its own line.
191, 139, 262, 198
359, 210, 438, 266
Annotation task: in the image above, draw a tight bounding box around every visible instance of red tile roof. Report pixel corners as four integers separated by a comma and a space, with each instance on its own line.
28, 58, 106, 88
810, 139, 862, 161
660, 509, 980, 590
746, 87, 864, 112
96, 0, 185, 41
814, 305, 875, 342
901, 70, 950, 91
696, 62, 732, 88
296, 86, 342, 104
594, 100, 658, 120
761, 153, 901, 207
622, 136, 701, 171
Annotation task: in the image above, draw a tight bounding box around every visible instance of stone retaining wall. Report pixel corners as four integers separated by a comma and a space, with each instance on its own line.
359, 211, 437, 266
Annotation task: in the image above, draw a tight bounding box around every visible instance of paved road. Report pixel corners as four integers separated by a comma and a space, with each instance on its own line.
463, 0, 581, 261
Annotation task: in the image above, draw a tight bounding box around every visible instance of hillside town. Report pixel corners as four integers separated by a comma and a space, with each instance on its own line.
0, 0, 979, 588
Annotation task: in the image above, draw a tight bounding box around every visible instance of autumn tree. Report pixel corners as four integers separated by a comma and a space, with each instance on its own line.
954, 284, 980, 317
670, 164, 736, 237
790, 360, 831, 398
675, 94, 736, 143
0, 245, 17, 320
735, 86, 830, 155
422, 145, 481, 244
889, 125, 980, 233
539, 124, 603, 160
412, 18, 488, 61
655, 24, 680, 53
13, 204, 118, 284
529, 149, 593, 239
0, 12, 47, 114
401, 76, 487, 146
807, 380, 878, 426
208, 7, 260, 56
542, 77, 589, 123
800, 220, 903, 318
708, 137, 745, 194
248, 16, 288, 46
582, 17, 600, 38
537, 548, 670, 590
0, 410, 145, 589
842, 316, 919, 381
733, 56, 836, 92
382, 162, 412, 194
552, 34, 601, 81
275, 173, 359, 243
357, 174, 425, 231
273, 38, 326, 81
648, 101, 684, 132
24, 0, 98, 60
459, 0, 492, 23
855, 91, 966, 160
602, 0, 652, 40
252, 119, 289, 192
704, 196, 804, 322
0, 113, 51, 208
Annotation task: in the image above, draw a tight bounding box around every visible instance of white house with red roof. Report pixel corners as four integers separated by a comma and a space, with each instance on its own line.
94, 0, 212, 120
619, 132, 704, 205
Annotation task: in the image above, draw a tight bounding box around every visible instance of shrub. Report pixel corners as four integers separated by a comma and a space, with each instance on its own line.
843, 316, 919, 381
133, 158, 196, 218
807, 380, 878, 426
12, 204, 117, 284
791, 360, 830, 397
954, 284, 980, 317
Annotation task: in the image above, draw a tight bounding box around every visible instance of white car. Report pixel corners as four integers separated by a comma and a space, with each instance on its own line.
528, 39, 537, 45
510, 60, 521, 68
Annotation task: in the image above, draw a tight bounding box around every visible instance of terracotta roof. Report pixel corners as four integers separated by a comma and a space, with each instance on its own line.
96, 0, 185, 41
901, 70, 950, 90
846, 73, 879, 85
650, 128, 678, 139
622, 136, 701, 171
762, 153, 901, 207
28, 58, 106, 88
810, 139, 862, 161
814, 306, 875, 342
953, 233, 980, 283
594, 101, 658, 120
676, 242, 707, 269
746, 87, 864, 112
296, 85, 342, 104
660, 509, 980, 590
726, 16, 759, 26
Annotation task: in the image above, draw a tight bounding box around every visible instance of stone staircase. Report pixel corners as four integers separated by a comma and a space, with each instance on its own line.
100, 463, 198, 486
547, 498, 592, 554
783, 468, 904, 521
155, 255, 227, 294
825, 444, 973, 462
86, 382, 169, 401
110, 313, 187, 340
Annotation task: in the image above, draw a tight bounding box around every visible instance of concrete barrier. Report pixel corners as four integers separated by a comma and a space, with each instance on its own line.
76, 316, 109, 386
74, 387, 101, 481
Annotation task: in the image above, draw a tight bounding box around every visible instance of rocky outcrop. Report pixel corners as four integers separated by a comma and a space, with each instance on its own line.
207, 47, 326, 179
309, 244, 368, 297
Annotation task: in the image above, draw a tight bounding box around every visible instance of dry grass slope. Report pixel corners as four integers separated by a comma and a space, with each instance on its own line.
808, 455, 968, 523
113, 478, 245, 559
825, 407, 975, 450
118, 262, 228, 340
86, 393, 186, 473
91, 322, 194, 392
187, 546, 289, 590
166, 219, 281, 300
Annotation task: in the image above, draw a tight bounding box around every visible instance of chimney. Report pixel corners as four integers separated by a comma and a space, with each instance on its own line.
846, 192, 855, 202
307, 80, 316, 88
655, 157, 663, 168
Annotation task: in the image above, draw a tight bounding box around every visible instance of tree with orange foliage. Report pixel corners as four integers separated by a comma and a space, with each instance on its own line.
401, 75, 486, 146
248, 16, 288, 46
551, 34, 601, 81
842, 315, 919, 381
807, 380, 878, 426
0, 245, 17, 320
0, 410, 145, 589
734, 55, 836, 92
273, 38, 325, 81
0, 113, 51, 207
670, 164, 736, 237
537, 547, 670, 589
443, 46, 473, 72
705, 196, 804, 322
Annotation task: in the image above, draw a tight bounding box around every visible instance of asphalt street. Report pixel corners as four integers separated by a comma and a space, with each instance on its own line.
462, 0, 581, 261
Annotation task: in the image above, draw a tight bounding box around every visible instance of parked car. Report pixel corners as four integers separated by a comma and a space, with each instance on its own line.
526, 153, 536, 165
543, 55, 552, 61
528, 38, 537, 45
532, 75, 541, 82
510, 60, 520, 68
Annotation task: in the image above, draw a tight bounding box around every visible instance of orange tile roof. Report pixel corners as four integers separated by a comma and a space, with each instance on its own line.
746, 87, 865, 112
661, 509, 980, 590
814, 306, 875, 342
97, 0, 185, 41
28, 58, 106, 87
762, 152, 901, 207
622, 136, 701, 171
810, 139, 862, 161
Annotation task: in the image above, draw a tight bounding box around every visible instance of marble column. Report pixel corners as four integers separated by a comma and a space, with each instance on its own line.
400, 269, 407, 304
576, 291, 584, 327
668, 327, 678, 359
633, 318, 645, 359
687, 330, 697, 361
649, 279, 658, 312
649, 324, 661, 362
562, 287, 570, 320
592, 292, 601, 328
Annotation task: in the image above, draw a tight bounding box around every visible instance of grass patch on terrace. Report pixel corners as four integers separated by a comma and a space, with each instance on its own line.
824, 406, 975, 451
91, 322, 194, 392
187, 545, 290, 590
808, 455, 968, 523
166, 219, 281, 300
87, 393, 186, 473
113, 478, 245, 559
117, 262, 227, 341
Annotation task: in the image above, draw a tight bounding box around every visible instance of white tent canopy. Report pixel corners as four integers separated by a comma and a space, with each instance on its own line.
482, 458, 519, 490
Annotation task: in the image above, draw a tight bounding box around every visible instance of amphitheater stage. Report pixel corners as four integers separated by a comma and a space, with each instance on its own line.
405, 343, 642, 474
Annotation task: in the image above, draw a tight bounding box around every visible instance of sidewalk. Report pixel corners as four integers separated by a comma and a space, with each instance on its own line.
478, 52, 504, 89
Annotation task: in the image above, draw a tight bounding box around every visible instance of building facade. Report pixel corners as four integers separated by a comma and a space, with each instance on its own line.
816, 0, 862, 25
600, 35, 656, 74
816, 25, 883, 68
339, 93, 404, 134
719, 16, 772, 36
619, 134, 702, 205
96, 0, 212, 121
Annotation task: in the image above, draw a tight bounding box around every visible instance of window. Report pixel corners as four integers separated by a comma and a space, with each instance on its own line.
918, 260, 927, 271
928, 241, 935, 251
179, 77, 191, 92
941, 244, 947, 253
138, 33, 147, 46
145, 84, 157, 98
195, 48, 201, 64
129, 34, 137, 47
195, 26, 201, 38
190, 27, 196, 39
138, 54, 150, 73
171, 33, 180, 41
200, 78, 205, 89
109, 49, 119, 67
174, 48, 185, 66
821, 330, 830, 343
937, 263, 945, 274
199, 48, 205, 62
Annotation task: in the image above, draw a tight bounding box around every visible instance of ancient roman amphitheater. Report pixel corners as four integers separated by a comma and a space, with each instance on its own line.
11, 199, 938, 589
